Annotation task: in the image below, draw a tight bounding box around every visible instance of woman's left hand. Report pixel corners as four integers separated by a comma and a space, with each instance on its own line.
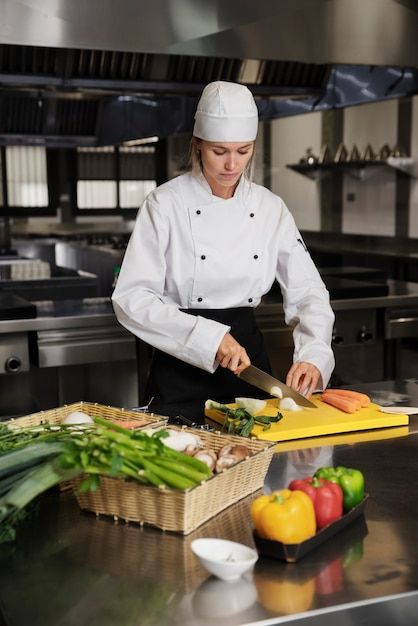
286, 361, 321, 397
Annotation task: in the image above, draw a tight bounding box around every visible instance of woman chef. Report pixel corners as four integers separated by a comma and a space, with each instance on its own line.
112, 81, 335, 420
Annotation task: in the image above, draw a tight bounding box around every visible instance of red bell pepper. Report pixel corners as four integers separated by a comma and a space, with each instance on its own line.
288, 477, 343, 529
315, 557, 344, 595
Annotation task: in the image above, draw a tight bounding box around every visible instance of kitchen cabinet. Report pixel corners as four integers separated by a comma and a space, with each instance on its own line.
257, 279, 418, 387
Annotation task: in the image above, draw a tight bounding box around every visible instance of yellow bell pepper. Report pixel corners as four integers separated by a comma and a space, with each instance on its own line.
254, 573, 315, 614
251, 489, 316, 544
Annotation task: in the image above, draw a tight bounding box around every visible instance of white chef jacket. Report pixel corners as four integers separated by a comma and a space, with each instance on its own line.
112, 171, 335, 387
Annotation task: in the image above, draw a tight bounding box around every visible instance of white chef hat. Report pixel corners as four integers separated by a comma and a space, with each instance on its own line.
193, 81, 258, 142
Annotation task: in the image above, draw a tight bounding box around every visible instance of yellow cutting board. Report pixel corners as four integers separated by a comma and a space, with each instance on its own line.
204, 395, 409, 441
273, 425, 410, 452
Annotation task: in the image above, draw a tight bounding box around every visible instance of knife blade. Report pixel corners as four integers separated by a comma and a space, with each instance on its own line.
238, 365, 317, 409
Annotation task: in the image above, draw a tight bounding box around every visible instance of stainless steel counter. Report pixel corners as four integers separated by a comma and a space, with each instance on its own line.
1, 381, 418, 625
0, 298, 117, 333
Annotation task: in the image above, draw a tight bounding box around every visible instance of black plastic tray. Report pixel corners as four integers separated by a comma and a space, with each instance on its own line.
253, 494, 369, 563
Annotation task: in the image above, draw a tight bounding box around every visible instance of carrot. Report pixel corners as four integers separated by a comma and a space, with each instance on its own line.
110, 419, 149, 430
323, 391, 362, 410
324, 388, 370, 407
321, 393, 360, 413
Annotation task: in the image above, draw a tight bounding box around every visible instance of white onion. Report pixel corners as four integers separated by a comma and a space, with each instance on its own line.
235, 398, 267, 415
269, 385, 283, 399
279, 397, 302, 411
62, 411, 94, 425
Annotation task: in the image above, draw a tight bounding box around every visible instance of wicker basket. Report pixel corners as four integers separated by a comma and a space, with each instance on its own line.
5, 401, 168, 431
72, 428, 275, 535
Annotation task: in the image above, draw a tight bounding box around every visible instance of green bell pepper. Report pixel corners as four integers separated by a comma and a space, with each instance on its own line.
342, 539, 364, 568
314, 466, 365, 510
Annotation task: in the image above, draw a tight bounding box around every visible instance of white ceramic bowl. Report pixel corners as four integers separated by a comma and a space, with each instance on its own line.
191, 538, 258, 582
192, 576, 257, 618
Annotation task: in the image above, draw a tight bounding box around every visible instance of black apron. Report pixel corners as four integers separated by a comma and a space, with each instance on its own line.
145, 307, 271, 423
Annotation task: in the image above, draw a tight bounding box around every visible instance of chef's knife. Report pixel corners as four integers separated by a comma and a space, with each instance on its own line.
239, 365, 317, 408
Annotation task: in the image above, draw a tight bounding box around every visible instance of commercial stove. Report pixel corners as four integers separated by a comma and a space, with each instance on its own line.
321, 275, 389, 299
258, 269, 418, 388
0, 258, 99, 381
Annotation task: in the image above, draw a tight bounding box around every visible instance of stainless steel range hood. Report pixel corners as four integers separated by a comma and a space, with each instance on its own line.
0, 0, 417, 146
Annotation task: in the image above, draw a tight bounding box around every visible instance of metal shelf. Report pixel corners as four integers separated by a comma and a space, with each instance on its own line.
287, 157, 416, 181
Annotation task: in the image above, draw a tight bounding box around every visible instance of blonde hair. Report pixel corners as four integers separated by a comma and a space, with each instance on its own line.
189, 136, 256, 183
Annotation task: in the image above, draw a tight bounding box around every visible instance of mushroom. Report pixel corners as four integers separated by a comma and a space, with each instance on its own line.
218, 444, 252, 459
184, 438, 204, 455
215, 455, 239, 473
215, 444, 252, 473
193, 448, 217, 471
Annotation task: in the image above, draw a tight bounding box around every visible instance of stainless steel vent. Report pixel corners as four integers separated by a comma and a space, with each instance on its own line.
0, 11, 416, 148
0, 92, 99, 139
0, 94, 44, 134
54, 99, 98, 136
0, 44, 330, 92
0, 42, 336, 145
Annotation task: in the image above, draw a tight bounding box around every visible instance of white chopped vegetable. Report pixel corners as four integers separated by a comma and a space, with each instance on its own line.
234, 397, 267, 415
162, 430, 202, 453
62, 411, 94, 425
142, 426, 162, 436
269, 385, 283, 399
279, 397, 302, 411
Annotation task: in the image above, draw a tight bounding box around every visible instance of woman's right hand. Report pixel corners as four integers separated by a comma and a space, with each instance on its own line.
216, 333, 251, 374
